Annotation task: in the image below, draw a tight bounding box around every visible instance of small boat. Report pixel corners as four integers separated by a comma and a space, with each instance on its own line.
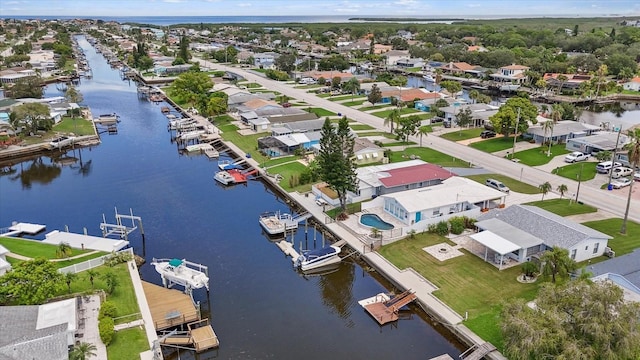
94, 113, 119, 124
423, 74, 435, 82
357, 292, 391, 307
218, 159, 242, 170
151, 258, 209, 291
295, 245, 341, 272
499, 84, 520, 92
214, 170, 236, 185
259, 211, 311, 236
161, 106, 171, 114
49, 135, 76, 149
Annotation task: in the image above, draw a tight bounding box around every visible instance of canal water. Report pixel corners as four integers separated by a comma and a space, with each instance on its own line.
0, 37, 465, 359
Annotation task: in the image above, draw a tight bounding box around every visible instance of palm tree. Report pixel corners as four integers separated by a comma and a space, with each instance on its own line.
417, 126, 430, 147
546, 104, 562, 156
539, 181, 552, 201
64, 272, 77, 293
557, 184, 568, 199
56, 242, 72, 259
621, 128, 640, 234
342, 77, 360, 102
384, 108, 401, 134
542, 120, 555, 156
468, 89, 479, 104
540, 246, 577, 283
86, 269, 98, 289
69, 341, 97, 360
556, 74, 568, 94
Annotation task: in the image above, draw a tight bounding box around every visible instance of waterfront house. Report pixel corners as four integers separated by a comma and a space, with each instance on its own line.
543, 73, 593, 91
490, 64, 530, 84
360, 176, 507, 231
565, 131, 630, 154
622, 77, 640, 92
227, 92, 276, 111
359, 82, 389, 95
258, 131, 321, 157
380, 87, 441, 104
383, 50, 410, 66
395, 57, 425, 68
525, 120, 600, 144
302, 71, 354, 83
475, 205, 612, 264
439, 62, 482, 77
0, 298, 77, 360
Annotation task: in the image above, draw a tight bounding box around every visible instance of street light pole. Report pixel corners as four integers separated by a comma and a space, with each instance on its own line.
511, 107, 521, 160
607, 125, 622, 186
576, 163, 584, 203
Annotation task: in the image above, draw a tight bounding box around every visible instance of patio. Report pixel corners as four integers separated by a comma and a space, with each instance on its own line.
449, 232, 522, 270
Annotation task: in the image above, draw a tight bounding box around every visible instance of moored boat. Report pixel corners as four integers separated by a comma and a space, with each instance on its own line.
48, 135, 76, 149
151, 258, 209, 291
295, 245, 341, 271
214, 170, 236, 185
259, 211, 311, 236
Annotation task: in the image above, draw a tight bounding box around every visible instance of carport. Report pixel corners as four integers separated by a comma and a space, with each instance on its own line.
470, 230, 520, 270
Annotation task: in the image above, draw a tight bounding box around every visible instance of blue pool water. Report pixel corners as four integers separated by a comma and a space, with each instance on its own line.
360, 214, 395, 230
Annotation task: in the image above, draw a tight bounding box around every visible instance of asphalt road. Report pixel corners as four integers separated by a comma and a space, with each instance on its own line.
198, 59, 639, 224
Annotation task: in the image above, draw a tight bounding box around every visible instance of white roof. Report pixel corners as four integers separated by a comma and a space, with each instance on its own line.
382, 177, 507, 213
470, 230, 520, 255
275, 133, 310, 146
0, 244, 9, 255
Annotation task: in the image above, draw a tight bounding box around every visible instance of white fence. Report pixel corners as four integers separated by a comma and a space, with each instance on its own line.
58, 248, 134, 274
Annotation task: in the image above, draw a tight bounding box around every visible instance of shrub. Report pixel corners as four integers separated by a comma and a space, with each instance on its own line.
104, 251, 133, 267
435, 221, 449, 236
463, 217, 476, 229
521, 261, 538, 277
448, 216, 466, 235
99, 301, 117, 320
98, 316, 115, 345
427, 223, 438, 234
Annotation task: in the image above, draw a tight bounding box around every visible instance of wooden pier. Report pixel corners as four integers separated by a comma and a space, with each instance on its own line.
459, 342, 497, 360
363, 290, 417, 325
142, 281, 219, 352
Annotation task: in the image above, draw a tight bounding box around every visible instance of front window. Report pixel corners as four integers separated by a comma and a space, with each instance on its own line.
593, 243, 599, 254
571, 249, 577, 260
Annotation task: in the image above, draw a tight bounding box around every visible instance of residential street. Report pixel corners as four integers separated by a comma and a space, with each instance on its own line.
197, 60, 639, 223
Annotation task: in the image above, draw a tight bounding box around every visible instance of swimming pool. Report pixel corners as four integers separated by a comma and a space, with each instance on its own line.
359, 213, 395, 230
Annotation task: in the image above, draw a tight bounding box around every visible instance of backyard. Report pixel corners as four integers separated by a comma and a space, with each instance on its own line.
378, 232, 541, 350
388, 147, 471, 168
0, 237, 107, 268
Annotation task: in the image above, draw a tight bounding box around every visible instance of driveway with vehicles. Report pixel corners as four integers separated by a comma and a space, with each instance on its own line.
198, 59, 639, 223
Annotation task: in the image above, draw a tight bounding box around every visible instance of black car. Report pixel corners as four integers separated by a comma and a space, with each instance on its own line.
480, 130, 496, 138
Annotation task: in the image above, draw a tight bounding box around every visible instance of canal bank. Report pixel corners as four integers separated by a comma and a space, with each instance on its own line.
136, 68, 505, 359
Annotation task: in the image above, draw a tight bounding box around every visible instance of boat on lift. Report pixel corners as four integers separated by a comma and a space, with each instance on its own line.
259, 211, 312, 236
295, 245, 341, 272
151, 258, 209, 291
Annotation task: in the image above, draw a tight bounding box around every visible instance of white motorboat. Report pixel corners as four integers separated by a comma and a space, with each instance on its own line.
357, 292, 391, 307
214, 170, 236, 185
295, 245, 341, 272
259, 211, 312, 236
218, 159, 242, 170
423, 74, 435, 82
151, 258, 209, 291
499, 84, 521, 92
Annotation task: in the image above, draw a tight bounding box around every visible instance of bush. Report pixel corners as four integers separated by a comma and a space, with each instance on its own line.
435, 221, 449, 236
104, 251, 133, 267
99, 301, 117, 320
449, 216, 466, 235
98, 316, 115, 345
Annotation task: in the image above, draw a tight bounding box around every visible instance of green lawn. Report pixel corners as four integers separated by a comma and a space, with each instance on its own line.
53, 117, 96, 136
326, 202, 362, 219
328, 94, 365, 102
341, 99, 368, 107
382, 141, 417, 147
388, 147, 471, 168
440, 128, 484, 141
350, 124, 375, 131
464, 174, 540, 194
514, 145, 571, 166
219, 124, 269, 164
262, 155, 302, 168
268, 161, 312, 192
583, 218, 640, 256
293, 84, 323, 89
379, 233, 541, 349
359, 104, 392, 111
371, 107, 420, 118
306, 107, 337, 117
357, 131, 397, 139
551, 162, 597, 181
244, 82, 262, 88
107, 328, 149, 360
53, 251, 109, 269
469, 136, 522, 153
0, 237, 96, 259
524, 199, 597, 216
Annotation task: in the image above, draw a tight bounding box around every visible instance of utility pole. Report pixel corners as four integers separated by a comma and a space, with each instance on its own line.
511, 107, 521, 160
576, 163, 584, 203
607, 125, 622, 187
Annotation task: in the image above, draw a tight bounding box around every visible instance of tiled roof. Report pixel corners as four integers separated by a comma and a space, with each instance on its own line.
379, 163, 455, 188
477, 205, 611, 248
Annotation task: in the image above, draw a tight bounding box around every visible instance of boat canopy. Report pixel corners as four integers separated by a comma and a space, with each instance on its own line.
304, 246, 336, 259
169, 258, 183, 267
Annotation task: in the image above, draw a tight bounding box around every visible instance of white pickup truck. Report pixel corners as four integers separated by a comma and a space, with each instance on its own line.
564, 151, 591, 163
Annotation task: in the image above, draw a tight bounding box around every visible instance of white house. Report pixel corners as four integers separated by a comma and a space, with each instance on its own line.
490, 64, 530, 84
361, 176, 507, 232
475, 205, 612, 264
622, 77, 640, 92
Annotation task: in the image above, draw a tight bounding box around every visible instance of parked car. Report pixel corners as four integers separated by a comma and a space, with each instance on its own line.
611, 166, 633, 179
596, 161, 622, 174
315, 198, 328, 206
564, 151, 590, 163
634, 171, 640, 182
485, 178, 510, 193
443, 120, 451, 128
610, 177, 632, 189
480, 130, 496, 139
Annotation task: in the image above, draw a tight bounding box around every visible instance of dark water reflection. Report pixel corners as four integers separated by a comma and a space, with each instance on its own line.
0, 36, 464, 359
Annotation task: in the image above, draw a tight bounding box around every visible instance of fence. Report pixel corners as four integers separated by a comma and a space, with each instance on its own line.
58, 247, 134, 274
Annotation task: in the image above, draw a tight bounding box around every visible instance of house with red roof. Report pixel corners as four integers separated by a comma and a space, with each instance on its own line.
490, 64, 530, 84
623, 77, 640, 92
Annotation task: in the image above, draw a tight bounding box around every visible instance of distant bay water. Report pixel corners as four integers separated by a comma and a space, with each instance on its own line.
6, 15, 478, 26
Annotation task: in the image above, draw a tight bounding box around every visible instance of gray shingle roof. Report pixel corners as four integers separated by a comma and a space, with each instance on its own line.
477, 205, 612, 248
587, 249, 640, 289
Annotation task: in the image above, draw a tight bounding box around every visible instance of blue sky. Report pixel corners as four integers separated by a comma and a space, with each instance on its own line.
1, 0, 639, 17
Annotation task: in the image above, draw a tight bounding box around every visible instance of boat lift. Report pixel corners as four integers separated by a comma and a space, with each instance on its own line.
100, 207, 144, 241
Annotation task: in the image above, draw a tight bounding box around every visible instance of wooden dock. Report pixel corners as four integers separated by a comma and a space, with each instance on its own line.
363, 290, 417, 325
459, 342, 497, 360
143, 281, 220, 352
